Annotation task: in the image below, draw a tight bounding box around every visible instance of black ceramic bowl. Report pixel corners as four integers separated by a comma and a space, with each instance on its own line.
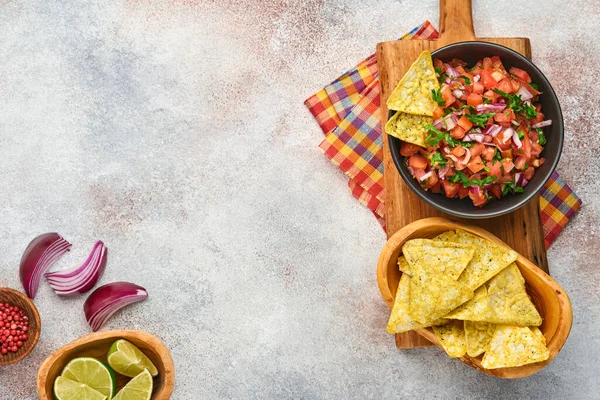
389, 41, 563, 219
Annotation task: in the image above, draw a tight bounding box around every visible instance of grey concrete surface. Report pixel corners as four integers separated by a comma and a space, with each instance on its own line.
0, 0, 599, 399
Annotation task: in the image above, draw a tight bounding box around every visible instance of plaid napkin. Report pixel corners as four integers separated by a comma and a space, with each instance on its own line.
305, 21, 581, 248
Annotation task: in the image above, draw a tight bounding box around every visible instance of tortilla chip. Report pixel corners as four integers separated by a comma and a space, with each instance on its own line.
409, 267, 474, 325
464, 321, 495, 357
397, 255, 412, 276
386, 273, 446, 334
486, 263, 542, 326
481, 325, 549, 369
386, 50, 439, 116
402, 239, 475, 280
531, 327, 547, 346
433, 230, 458, 243
454, 230, 518, 290
384, 111, 431, 148
433, 320, 467, 358
445, 285, 494, 321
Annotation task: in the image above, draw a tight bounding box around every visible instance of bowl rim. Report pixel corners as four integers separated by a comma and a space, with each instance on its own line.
389, 40, 564, 219
0, 287, 41, 366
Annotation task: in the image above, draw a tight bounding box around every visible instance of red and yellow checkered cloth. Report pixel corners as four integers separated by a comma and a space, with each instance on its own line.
305, 21, 581, 248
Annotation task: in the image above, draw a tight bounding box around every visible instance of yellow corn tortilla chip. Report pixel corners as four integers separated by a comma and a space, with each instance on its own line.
531, 327, 547, 346
433, 320, 467, 358
386, 50, 439, 116
464, 321, 496, 357
409, 267, 474, 325
481, 325, 549, 369
397, 255, 412, 276
386, 273, 446, 334
384, 111, 431, 148
454, 230, 518, 290
402, 239, 475, 280
486, 263, 542, 326
445, 285, 494, 321
433, 230, 458, 243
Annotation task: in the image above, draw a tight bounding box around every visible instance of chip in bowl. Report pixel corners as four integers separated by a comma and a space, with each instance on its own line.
433, 320, 466, 358
481, 325, 549, 369
445, 285, 493, 321
384, 111, 431, 148
402, 239, 475, 280
464, 321, 495, 357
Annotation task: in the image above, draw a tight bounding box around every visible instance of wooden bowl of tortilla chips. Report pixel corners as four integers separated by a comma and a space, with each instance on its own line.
377, 217, 572, 378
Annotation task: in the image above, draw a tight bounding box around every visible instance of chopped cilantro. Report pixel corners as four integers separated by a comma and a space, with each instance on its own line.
502, 177, 525, 195
457, 75, 472, 85
518, 130, 525, 140
458, 104, 476, 114
448, 171, 497, 188
493, 88, 537, 119
515, 186, 524, 193
435, 66, 442, 75
530, 82, 539, 90
482, 97, 492, 104
429, 152, 447, 167
424, 125, 446, 147
431, 88, 446, 107
466, 113, 495, 127
443, 107, 454, 116
536, 128, 546, 145
493, 150, 502, 162
525, 162, 529, 169
483, 166, 491, 172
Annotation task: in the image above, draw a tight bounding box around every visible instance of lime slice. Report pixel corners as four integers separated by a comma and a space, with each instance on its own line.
107, 339, 159, 378
113, 369, 153, 400
61, 357, 116, 399
54, 377, 107, 400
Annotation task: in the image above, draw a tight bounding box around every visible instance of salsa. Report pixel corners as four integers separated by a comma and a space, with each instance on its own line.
402, 56, 551, 207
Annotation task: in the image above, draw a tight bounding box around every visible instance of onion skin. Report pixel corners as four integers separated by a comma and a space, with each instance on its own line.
84, 282, 148, 331
20, 233, 72, 298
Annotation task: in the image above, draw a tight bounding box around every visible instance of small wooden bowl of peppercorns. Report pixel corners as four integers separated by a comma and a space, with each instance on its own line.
0, 287, 41, 366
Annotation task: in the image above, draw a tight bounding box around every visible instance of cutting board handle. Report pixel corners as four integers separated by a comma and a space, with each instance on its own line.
438, 0, 476, 46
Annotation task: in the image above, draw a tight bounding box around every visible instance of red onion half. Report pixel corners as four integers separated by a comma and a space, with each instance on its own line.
84, 282, 148, 331
45, 241, 107, 295
20, 233, 72, 298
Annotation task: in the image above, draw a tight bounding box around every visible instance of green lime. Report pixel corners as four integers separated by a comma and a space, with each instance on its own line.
113, 369, 153, 400
60, 357, 116, 399
107, 339, 158, 378
54, 377, 107, 400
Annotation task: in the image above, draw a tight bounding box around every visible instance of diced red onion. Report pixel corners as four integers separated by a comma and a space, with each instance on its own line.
515, 173, 523, 186
466, 133, 484, 143
470, 186, 480, 195
443, 113, 457, 130
522, 178, 529, 187
407, 166, 415, 176
84, 282, 148, 331
473, 74, 480, 82
433, 118, 445, 130
443, 147, 451, 154
516, 86, 533, 101
470, 127, 482, 134
445, 64, 460, 78
462, 148, 472, 165
20, 233, 72, 298
483, 124, 502, 137
45, 241, 107, 295
511, 120, 520, 126
484, 184, 493, 190
462, 136, 472, 142
476, 103, 506, 114
512, 130, 523, 148
438, 166, 450, 180
532, 120, 552, 128
452, 89, 464, 99
419, 171, 433, 181
446, 154, 459, 163
502, 127, 515, 143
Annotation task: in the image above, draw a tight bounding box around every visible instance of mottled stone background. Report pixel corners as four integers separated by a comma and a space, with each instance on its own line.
0, 0, 598, 399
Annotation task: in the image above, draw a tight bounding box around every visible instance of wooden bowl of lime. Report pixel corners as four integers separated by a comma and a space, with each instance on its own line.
37, 330, 174, 399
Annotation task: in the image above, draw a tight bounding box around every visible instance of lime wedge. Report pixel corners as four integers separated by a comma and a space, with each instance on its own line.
54, 377, 107, 400
61, 357, 116, 399
113, 369, 153, 400
107, 339, 159, 378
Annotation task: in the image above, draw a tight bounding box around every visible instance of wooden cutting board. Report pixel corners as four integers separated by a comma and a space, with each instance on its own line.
377, 0, 547, 348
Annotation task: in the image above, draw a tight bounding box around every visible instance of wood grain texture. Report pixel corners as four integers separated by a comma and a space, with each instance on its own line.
37, 330, 175, 400
377, 218, 572, 378
0, 288, 41, 366
376, 0, 543, 349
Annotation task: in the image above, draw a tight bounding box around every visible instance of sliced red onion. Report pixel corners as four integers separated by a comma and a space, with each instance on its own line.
512, 130, 523, 148
443, 147, 451, 154
516, 86, 533, 101
445, 64, 460, 78
438, 165, 450, 180
84, 282, 148, 331
532, 120, 552, 128
462, 147, 472, 165
452, 89, 464, 99
20, 233, 72, 298
511, 120, 520, 126
473, 74, 480, 82
483, 124, 502, 137
466, 133, 485, 143
419, 171, 433, 181
502, 127, 515, 143
45, 241, 107, 295
446, 154, 459, 163
515, 172, 523, 186
476, 103, 506, 113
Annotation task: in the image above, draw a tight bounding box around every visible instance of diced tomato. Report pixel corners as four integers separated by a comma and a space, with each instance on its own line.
491, 70, 505, 82
520, 134, 532, 159
489, 184, 502, 200
458, 184, 470, 199
455, 161, 467, 171
533, 158, 545, 167
467, 93, 483, 107
491, 56, 506, 72
532, 143, 543, 155
467, 155, 485, 173
469, 143, 485, 157
400, 142, 422, 157
472, 81, 484, 94
450, 58, 468, 67
482, 146, 496, 161
510, 79, 521, 92
457, 115, 473, 132
455, 66, 467, 74
469, 187, 488, 207
442, 180, 459, 198
433, 58, 444, 71
430, 181, 442, 193
445, 95, 457, 108
471, 65, 482, 75
529, 129, 539, 143
502, 159, 515, 173
450, 126, 466, 139
497, 78, 513, 94
482, 57, 493, 70
426, 170, 439, 187
514, 77, 541, 95
483, 90, 499, 102
501, 148, 513, 159
493, 136, 512, 151
433, 107, 444, 120
481, 70, 498, 90
514, 156, 528, 170
441, 85, 453, 102
451, 146, 466, 157
531, 111, 544, 125
494, 109, 516, 127
524, 166, 535, 181
483, 135, 493, 143
413, 169, 427, 181
509, 67, 531, 83
488, 160, 502, 178
408, 155, 428, 169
